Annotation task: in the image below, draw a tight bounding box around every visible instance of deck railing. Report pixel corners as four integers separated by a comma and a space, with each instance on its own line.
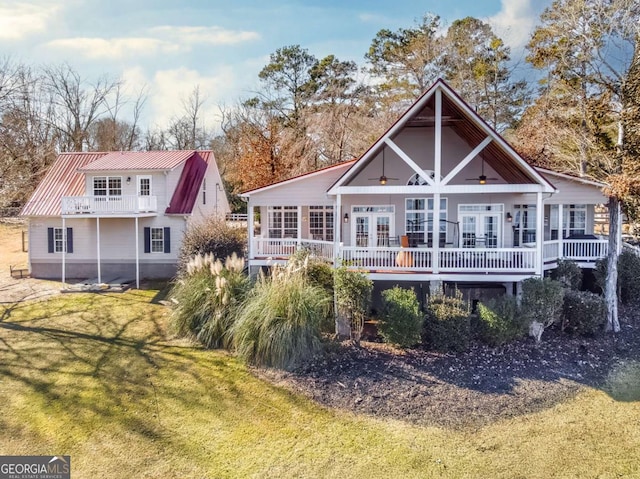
61, 195, 158, 215
251, 237, 609, 272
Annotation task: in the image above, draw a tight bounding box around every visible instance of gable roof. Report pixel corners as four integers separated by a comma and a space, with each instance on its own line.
21, 150, 215, 217
21, 152, 108, 216
79, 150, 196, 171
328, 78, 555, 193
240, 159, 356, 197
166, 151, 212, 214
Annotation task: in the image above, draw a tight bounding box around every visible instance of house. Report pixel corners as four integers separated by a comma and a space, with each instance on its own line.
240, 79, 611, 296
21, 150, 230, 287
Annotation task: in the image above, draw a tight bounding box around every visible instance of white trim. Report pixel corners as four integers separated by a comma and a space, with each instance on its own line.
332, 184, 547, 195
536, 192, 544, 276
535, 168, 607, 188
137, 175, 152, 196
441, 136, 492, 185
135, 217, 139, 289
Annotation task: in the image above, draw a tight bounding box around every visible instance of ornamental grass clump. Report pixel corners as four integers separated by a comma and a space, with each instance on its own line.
233, 262, 331, 370
170, 252, 250, 349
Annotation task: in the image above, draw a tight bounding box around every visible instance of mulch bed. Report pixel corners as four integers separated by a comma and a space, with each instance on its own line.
258, 307, 640, 429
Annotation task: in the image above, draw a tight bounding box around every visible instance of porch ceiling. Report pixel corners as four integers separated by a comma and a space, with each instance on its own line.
403, 94, 538, 185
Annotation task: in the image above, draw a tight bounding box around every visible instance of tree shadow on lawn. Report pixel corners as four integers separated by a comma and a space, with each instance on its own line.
0, 291, 317, 452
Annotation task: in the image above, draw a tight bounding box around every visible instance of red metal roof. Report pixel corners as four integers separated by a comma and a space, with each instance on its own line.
79, 150, 196, 171
21, 152, 108, 216
166, 151, 212, 214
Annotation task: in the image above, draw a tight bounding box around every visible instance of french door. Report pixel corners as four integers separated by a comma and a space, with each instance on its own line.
460, 213, 501, 248
352, 206, 395, 247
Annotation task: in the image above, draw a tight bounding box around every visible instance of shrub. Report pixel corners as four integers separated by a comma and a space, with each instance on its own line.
477, 296, 525, 347
562, 289, 606, 336
551, 259, 582, 290
170, 253, 250, 349
595, 249, 640, 304
233, 264, 331, 370
423, 289, 471, 352
334, 266, 373, 344
178, 216, 246, 275
379, 287, 422, 348
520, 277, 564, 342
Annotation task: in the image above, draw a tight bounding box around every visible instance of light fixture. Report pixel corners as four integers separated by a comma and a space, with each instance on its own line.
478, 175, 487, 185
343, 213, 349, 223
506, 212, 513, 222
379, 176, 387, 185
126, 176, 131, 184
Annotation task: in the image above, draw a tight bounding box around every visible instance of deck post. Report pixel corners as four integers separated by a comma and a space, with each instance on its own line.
97, 217, 101, 284
536, 192, 543, 276
62, 217, 66, 288
135, 217, 139, 289
558, 204, 564, 258
297, 206, 302, 247
433, 87, 442, 274
433, 193, 441, 274
248, 203, 254, 260
335, 194, 342, 263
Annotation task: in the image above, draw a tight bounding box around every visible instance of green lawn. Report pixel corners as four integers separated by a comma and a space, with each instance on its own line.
1, 289, 639, 478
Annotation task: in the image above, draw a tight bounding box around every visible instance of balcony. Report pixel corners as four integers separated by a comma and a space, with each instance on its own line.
61, 195, 158, 216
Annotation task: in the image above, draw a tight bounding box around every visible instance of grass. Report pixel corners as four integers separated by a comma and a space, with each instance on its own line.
1, 289, 640, 478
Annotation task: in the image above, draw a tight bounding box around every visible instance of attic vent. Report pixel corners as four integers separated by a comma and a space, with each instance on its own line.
407, 170, 438, 186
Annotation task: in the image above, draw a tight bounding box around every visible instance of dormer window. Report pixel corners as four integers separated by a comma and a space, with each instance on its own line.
93, 176, 122, 197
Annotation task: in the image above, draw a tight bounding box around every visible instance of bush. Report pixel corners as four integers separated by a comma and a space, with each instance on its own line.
562, 289, 606, 336
233, 264, 331, 370
551, 259, 582, 290
170, 253, 250, 349
595, 249, 640, 304
178, 217, 246, 275
379, 287, 422, 348
477, 296, 525, 347
334, 266, 373, 344
423, 289, 471, 352
521, 277, 564, 342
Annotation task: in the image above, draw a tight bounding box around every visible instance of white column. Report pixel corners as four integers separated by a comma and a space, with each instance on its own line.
135, 217, 139, 289
297, 205, 302, 246
62, 217, 66, 288
536, 192, 544, 276
335, 194, 342, 263
97, 217, 101, 284
558, 204, 564, 259
434, 88, 442, 182
433, 193, 441, 274
248, 203, 255, 260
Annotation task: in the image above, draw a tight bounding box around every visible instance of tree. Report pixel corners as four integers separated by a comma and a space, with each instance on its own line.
442, 17, 529, 131
525, 0, 640, 332
366, 13, 442, 105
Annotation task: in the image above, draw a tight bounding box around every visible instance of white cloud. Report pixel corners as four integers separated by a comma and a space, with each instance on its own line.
487, 0, 539, 50
0, 3, 58, 40
45, 25, 259, 60
140, 67, 237, 130
149, 26, 260, 45
45, 37, 182, 60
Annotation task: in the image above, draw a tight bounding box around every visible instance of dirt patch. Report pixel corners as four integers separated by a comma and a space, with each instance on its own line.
259, 309, 640, 429
0, 220, 61, 303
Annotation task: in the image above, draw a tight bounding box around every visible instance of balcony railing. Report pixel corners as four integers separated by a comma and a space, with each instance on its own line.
61, 195, 158, 215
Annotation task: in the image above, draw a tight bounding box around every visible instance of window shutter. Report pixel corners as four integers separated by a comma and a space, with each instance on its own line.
144, 227, 150, 253
66, 228, 73, 254
47, 228, 54, 253
164, 227, 171, 253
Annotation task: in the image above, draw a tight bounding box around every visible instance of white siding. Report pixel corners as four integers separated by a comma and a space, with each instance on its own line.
190, 158, 230, 219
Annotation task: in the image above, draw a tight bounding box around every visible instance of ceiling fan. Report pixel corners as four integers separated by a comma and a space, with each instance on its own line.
368, 147, 398, 185
466, 155, 499, 184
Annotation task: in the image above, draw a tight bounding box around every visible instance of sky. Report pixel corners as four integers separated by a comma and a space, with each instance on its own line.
1, 0, 553, 132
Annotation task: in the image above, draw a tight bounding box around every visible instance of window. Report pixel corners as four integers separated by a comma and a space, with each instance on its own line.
566, 204, 586, 237
268, 206, 298, 238
138, 176, 151, 196
309, 206, 334, 241
93, 176, 122, 197
151, 227, 164, 253
513, 205, 536, 246
405, 198, 447, 247
47, 227, 73, 253
144, 227, 170, 253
